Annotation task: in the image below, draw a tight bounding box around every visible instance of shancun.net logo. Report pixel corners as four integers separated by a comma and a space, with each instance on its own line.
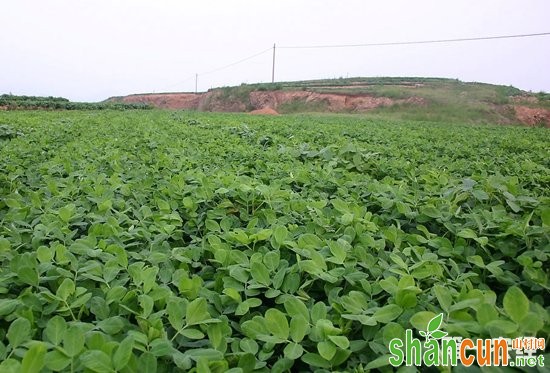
389, 313, 546, 368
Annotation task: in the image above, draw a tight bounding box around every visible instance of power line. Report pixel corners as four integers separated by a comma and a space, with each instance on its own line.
164, 74, 196, 90
162, 47, 272, 92
199, 47, 272, 76
279, 32, 550, 49
162, 31, 549, 91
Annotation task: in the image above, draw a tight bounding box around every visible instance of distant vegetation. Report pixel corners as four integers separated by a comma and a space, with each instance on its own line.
0, 94, 152, 110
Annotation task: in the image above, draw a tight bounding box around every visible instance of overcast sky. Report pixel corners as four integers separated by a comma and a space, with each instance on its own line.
1, 0, 549, 102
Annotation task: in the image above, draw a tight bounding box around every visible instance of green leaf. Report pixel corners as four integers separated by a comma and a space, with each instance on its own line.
373, 304, 403, 323
427, 313, 444, 333
0, 237, 11, 252
468, 255, 485, 268
18, 267, 38, 287
7, 318, 31, 347
328, 335, 350, 349
519, 312, 544, 333
328, 240, 347, 264
138, 352, 157, 373
167, 299, 185, 330
396, 290, 417, 309
421, 205, 442, 219
250, 262, 271, 286
180, 328, 205, 339
234, 302, 250, 316
472, 189, 489, 201
265, 308, 289, 340
289, 316, 308, 343
297, 233, 323, 249
0, 299, 19, 316
80, 350, 113, 372
206, 323, 224, 351
183, 348, 224, 362
36, 245, 55, 263
310, 302, 327, 323
382, 323, 405, 345
253, 228, 272, 241
365, 355, 391, 370
331, 199, 349, 213
506, 199, 520, 212
63, 325, 85, 357
186, 297, 209, 325
477, 303, 499, 326
284, 296, 310, 322
433, 285, 453, 312
317, 341, 336, 360
273, 225, 288, 245
21, 342, 46, 373
272, 358, 294, 373
485, 320, 518, 336
503, 286, 529, 323
205, 219, 220, 232
263, 251, 280, 271
284, 342, 304, 360
448, 298, 481, 312
301, 353, 331, 368
238, 353, 256, 371
142, 266, 159, 294
0, 359, 20, 373
457, 228, 478, 239
241, 318, 266, 339
149, 339, 174, 357
113, 336, 134, 371
316, 319, 340, 337
58, 203, 75, 222
98, 316, 125, 335
98, 199, 112, 212
379, 278, 398, 295
230, 230, 250, 245
239, 339, 259, 355
223, 287, 241, 303
55, 278, 76, 301
44, 350, 71, 371
44, 316, 67, 345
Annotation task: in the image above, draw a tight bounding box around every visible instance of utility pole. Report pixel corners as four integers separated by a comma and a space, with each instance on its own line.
195, 73, 198, 94
272, 43, 276, 83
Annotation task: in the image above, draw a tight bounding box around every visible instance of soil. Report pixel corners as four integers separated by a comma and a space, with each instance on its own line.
113, 90, 415, 112
120, 93, 203, 109
249, 107, 279, 115
513, 106, 550, 127
248, 91, 417, 112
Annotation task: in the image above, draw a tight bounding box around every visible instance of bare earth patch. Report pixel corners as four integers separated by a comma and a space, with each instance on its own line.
514, 106, 550, 127
121, 93, 202, 109
249, 107, 279, 115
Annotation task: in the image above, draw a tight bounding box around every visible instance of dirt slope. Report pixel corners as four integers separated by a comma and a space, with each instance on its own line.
514, 106, 550, 127
107, 78, 550, 127
119, 93, 203, 109
113, 90, 425, 112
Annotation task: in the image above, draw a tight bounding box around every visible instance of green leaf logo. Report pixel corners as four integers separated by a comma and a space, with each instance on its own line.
427, 313, 443, 333
423, 313, 447, 341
